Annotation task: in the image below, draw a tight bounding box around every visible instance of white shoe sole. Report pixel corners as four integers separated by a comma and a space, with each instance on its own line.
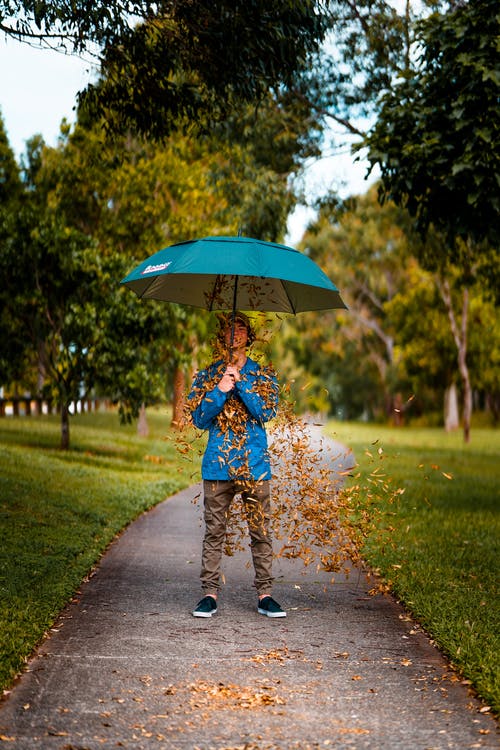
258, 608, 286, 618
192, 609, 217, 618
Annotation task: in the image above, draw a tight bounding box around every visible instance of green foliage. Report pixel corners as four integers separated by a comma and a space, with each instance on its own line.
312, 0, 417, 120
1, 0, 326, 140
0, 110, 22, 203
0, 136, 118, 446
1, 87, 313, 443
389, 262, 500, 419
292, 0, 440, 168
283, 188, 421, 419
0, 112, 25, 383
293, 1, 500, 305
0, 409, 193, 691
385, 260, 457, 398
278, 187, 500, 428
81, 1, 327, 139
325, 420, 500, 713
365, 0, 500, 253
1, 0, 326, 63
0, 0, 131, 50
469, 296, 500, 408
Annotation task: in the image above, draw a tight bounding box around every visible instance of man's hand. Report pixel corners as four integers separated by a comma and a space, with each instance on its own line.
218, 364, 240, 393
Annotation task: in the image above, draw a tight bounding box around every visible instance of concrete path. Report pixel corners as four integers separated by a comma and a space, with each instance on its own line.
0, 438, 498, 749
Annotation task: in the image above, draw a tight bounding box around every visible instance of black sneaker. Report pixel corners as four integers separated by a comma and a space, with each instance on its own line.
257, 596, 286, 618
192, 595, 218, 618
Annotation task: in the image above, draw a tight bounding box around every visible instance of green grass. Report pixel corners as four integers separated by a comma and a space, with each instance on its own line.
0, 408, 198, 692
325, 421, 500, 714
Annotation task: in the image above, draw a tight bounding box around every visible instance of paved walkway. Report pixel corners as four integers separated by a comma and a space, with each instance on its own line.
0, 436, 498, 749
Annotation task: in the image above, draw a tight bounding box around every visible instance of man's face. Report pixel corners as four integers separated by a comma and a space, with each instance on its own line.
224, 319, 249, 349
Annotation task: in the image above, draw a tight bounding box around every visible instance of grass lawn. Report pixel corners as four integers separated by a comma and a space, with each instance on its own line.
324, 421, 500, 715
0, 408, 198, 693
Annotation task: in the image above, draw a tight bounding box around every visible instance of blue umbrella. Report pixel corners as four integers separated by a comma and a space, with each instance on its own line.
121, 235, 346, 314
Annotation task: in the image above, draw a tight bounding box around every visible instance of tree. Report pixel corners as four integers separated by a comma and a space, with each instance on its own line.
1, 1, 327, 139
281, 187, 420, 420
1, 79, 316, 444
364, 0, 500, 264
60, 98, 314, 421
282, 184, 500, 434
302, 2, 416, 122
0, 0, 138, 49
387, 258, 500, 435
2, 135, 113, 448
0, 110, 21, 202
346, 0, 500, 440
289, 1, 431, 166
0, 111, 24, 383
469, 296, 500, 424
286, 2, 498, 292
385, 260, 464, 426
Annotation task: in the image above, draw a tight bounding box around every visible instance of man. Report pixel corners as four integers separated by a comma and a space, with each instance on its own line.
188, 311, 285, 618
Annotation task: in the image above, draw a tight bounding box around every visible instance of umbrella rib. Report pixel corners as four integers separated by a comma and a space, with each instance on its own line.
282, 282, 297, 314
137, 277, 158, 299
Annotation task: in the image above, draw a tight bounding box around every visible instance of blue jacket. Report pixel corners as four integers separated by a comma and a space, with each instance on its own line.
188, 356, 279, 482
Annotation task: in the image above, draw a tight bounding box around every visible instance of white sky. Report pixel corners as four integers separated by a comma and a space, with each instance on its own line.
0, 36, 376, 244
0, 37, 96, 156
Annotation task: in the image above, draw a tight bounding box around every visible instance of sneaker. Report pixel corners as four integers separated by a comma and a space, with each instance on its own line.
257, 596, 286, 618
192, 595, 218, 618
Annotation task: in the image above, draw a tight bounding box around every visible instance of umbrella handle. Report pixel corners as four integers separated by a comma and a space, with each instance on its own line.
229, 276, 239, 355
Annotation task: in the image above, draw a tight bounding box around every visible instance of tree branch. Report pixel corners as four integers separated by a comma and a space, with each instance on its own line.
322, 111, 367, 139
290, 88, 367, 138
348, 307, 394, 363
352, 278, 384, 312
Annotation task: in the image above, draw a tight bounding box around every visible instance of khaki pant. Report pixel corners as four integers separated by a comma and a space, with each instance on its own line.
200, 479, 274, 597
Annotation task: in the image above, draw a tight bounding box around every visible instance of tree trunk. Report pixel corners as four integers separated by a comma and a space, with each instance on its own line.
171, 365, 187, 427
37, 341, 46, 395
61, 403, 70, 450
392, 392, 404, 426
137, 403, 149, 437
438, 277, 472, 443
444, 382, 459, 432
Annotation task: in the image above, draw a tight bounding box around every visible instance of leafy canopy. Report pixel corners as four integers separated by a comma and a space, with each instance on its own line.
365, 0, 500, 249
2, 1, 328, 139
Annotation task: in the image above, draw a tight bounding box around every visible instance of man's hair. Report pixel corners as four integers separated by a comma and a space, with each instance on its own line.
216, 311, 256, 345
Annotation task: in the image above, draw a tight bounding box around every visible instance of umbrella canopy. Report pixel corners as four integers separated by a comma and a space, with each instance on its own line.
121, 236, 346, 313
